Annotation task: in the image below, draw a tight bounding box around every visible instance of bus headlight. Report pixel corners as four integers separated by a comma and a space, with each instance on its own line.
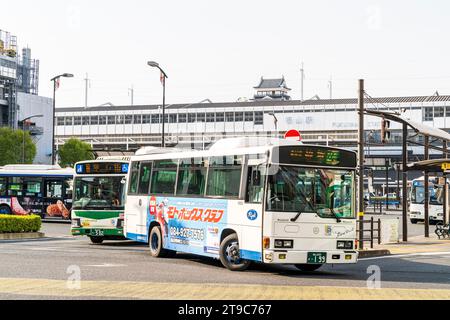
274, 240, 294, 249
116, 219, 124, 228
72, 219, 81, 228
337, 241, 354, 250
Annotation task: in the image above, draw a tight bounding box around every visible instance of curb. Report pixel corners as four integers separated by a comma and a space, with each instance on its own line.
0, 232, 46, 240
358, 249, 391, 258
42, 219, 71, 225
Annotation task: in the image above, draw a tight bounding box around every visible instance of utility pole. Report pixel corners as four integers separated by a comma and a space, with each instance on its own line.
128, 86, 134, 106
84, 73, 90, 108
358, 79, 365, 249
402, 122, 408, 242
300, 62, 305, 101
424, 135, 430, 238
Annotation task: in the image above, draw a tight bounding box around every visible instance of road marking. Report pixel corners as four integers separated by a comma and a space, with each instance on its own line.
0, 278, 450, 300
361, 251, 450, 261
83, 264, 127, 268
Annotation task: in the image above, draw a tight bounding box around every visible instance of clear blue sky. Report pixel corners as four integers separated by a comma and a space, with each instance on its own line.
3, 0, 450, 107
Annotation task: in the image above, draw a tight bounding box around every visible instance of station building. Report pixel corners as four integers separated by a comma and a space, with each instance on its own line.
55, 78, 450, 194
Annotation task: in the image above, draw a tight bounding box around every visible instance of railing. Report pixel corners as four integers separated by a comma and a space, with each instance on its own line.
357, 217, 382, 249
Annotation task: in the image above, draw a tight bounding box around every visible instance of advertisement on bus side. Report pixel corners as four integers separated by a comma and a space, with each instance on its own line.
147, 196, 229, 257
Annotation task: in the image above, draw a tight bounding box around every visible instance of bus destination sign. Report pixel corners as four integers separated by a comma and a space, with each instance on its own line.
76, 162, 129, 175
276, 146, 357, 168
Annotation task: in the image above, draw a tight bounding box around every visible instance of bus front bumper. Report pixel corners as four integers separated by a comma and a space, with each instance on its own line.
71, 228, 125, 237
263, 250, 359, 265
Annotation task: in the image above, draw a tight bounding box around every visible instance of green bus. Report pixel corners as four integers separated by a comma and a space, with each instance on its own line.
71, 158, 130, 244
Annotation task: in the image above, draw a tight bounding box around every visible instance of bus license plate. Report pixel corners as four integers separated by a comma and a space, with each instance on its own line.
307, 253, 327, 264
91, 229, 104, 237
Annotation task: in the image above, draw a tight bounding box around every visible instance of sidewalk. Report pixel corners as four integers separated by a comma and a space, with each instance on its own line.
359, 234, 450, 258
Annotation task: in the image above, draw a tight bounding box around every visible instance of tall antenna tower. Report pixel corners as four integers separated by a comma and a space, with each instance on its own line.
84, 73, 90, 108
128, 85, 134, 106
300, 62, 305, 101
328, 76, 333, 100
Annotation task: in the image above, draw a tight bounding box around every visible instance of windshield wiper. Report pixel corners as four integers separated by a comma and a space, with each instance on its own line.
291, 212, 302, 222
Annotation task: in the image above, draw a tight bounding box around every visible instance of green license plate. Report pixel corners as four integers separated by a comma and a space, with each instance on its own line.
307, 252, 327, 264
90, 229, 105, 237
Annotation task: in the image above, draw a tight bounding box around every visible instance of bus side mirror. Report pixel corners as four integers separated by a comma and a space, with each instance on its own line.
252, 170, 261, 186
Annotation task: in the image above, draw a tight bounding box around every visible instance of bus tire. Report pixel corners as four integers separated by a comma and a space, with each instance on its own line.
294, 264, 323, 272
89, 236, 104, 244
149, 226, 169, 258
219, 233, 251, 271
0, 205, 12, 215
411, 219, 418, 224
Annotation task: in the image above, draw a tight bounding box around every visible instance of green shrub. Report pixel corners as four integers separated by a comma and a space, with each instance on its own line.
0, 215, 42, 234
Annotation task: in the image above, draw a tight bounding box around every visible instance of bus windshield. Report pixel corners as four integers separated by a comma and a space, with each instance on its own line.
411, 185, 443, 205
267, 166, 355, 219
73, 176, 125, 210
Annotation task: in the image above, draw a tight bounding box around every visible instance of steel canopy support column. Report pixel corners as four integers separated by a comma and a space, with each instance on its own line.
424, 135, 430, 238
402, 122, 408, 242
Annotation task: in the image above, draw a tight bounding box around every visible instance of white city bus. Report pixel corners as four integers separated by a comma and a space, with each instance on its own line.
409, 177, 444, 225
124, 138, 358, 272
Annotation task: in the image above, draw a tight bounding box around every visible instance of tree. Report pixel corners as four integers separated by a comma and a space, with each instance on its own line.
0, 127, 36, 166
58, 138, 94, 168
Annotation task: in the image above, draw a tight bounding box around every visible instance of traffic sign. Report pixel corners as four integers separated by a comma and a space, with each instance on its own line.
284, 130, 302, 141
442, 163, 450, 172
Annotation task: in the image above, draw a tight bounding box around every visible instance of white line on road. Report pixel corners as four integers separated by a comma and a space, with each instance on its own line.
82, 263, 128, 268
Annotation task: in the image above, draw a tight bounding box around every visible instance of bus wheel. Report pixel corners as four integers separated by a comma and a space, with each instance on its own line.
89, 236, 104, 244
294, 264, 323, 272
0, 205, 12, 215
149, 226, 169, 258
219, 233, 251, 271
411, 219, 418, 224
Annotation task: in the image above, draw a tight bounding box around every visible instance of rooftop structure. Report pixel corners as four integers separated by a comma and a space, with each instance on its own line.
253, 77, 291, 101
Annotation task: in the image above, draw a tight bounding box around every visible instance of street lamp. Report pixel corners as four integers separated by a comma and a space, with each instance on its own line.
268, 112, 278, 138
50, 73, 73, 165
147, 61, 168, 148
19, 114, 44, 164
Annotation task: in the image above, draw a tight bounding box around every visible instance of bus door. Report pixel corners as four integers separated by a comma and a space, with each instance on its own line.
242, 159, 267, 261
43, 179, 70, 219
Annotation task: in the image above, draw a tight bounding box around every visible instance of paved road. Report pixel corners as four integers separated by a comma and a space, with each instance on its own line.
0, 223, 450, 299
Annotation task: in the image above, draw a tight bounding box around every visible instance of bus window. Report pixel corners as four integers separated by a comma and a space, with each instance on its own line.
177, 158, 207, 196
8, 177, 23, 197
64, 179, 73, 200
128, 162, 140, 194
246, 166, 265, 203
206, 156, 242, 198
45, 181, 63, 198
23, 178, 41, 196
150, 160, 178, 195
0, 177, 7, 196
138, 162, 152, 195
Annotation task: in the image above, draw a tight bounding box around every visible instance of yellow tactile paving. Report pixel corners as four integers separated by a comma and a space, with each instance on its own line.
0, 278, 450, 300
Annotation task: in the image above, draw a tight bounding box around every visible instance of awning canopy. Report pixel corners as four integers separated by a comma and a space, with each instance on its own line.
407, 159, 450, 172
365, 109, 450, 141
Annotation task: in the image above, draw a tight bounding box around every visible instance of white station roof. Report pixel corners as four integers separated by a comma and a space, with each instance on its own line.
365, 109, 450, 141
